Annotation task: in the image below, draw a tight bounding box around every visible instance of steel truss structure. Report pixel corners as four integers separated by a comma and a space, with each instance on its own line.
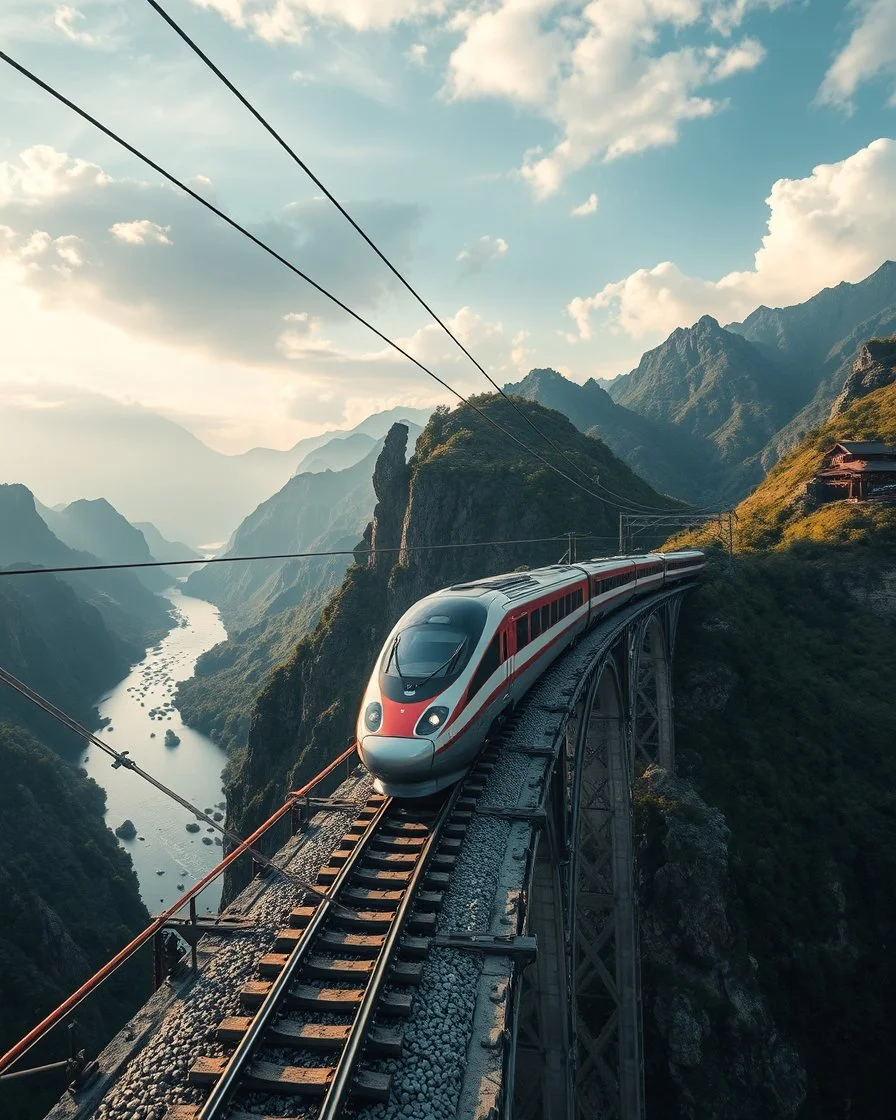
617, 512, 735, 555
512, 592, 685, 1120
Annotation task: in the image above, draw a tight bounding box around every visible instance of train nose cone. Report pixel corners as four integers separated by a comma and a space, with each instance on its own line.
360, 736, 434, 780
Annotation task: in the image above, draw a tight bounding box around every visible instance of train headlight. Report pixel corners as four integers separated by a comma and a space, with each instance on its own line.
364, 702, 383, 732
415, 706, 449, 736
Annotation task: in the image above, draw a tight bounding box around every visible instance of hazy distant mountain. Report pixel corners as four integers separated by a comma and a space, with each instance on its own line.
37, 497, 169, 592
133, 522, 203, 581
504, 367, 707, 500
0, 394, 435, 547
187, 426, 421, 632
0, 484, 170, 652
294, 432, 378, 475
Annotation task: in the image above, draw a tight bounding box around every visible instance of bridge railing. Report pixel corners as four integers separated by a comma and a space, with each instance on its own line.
0, 743, 359, 1084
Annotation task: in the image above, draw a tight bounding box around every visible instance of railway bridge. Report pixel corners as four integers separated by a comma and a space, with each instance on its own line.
24, 584, 692, 1120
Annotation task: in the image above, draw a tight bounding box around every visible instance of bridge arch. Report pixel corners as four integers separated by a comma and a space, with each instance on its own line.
512, 598, 681, 1120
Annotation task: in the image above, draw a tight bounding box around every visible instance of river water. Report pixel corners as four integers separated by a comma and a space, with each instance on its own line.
81, 586, 229, 914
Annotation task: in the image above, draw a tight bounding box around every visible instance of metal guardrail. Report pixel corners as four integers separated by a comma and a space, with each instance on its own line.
0, 742, 359, 1082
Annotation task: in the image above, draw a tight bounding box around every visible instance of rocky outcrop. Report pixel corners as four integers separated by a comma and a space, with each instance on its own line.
367, 423, 411, 569
115, 818, 137, 839
829, 337, 896, 418
637, 766, 806, 1119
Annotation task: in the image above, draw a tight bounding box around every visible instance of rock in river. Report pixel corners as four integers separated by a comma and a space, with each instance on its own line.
114, 819, 137, 840
164, 729, 181, 747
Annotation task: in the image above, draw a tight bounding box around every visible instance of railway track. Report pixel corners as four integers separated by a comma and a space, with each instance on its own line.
167, 749, 496, 1120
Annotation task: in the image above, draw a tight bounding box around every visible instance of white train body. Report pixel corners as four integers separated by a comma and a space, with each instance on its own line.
356, 551, 705, 798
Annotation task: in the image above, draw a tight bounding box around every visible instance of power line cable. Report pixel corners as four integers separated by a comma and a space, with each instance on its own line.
0, 663, 358, 910
0, 533, 625, 578
141, 0, 681, 513
0, 49, 665, 517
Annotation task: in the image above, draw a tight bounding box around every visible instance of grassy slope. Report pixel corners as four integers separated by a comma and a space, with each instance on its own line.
670, 381, 896, 553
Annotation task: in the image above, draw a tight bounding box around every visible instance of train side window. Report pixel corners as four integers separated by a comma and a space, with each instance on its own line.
516, 615, 529, 649
501, 632, 508, 662
541, 604, 551, 631
470, 636, 501, 699
531, 610, 541, 639
550, 600, 558, 626
574, 589, 583, 608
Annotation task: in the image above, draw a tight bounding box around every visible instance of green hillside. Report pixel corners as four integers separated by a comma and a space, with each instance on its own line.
671, 381, 896, 553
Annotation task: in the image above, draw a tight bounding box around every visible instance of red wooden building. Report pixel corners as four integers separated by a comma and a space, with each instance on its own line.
808, 441, 896, 503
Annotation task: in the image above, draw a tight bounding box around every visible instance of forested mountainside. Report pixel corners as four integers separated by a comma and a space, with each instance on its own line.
0, 723, 149, 1120
0, 484, 170, 652
504, 367, 705, 499
642, 372, 896, 1117
222, 398, 671, 885
512, 262, 896, 507
0, 575, 130, 754
645, 549, 896, 1119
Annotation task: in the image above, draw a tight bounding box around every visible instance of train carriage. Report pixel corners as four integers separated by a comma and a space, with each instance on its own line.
357, 550, 705, 797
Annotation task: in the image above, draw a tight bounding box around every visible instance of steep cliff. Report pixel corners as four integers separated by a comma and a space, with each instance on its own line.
637, 767, 806, 1119
223, 397, 669, 889
829, 336, 896, 418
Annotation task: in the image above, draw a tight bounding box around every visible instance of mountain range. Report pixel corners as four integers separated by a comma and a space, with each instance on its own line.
0, 400, 432, 546
509, 261, 896, 507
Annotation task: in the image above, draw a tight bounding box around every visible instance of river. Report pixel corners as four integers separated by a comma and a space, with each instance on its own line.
80, 585, 229, 914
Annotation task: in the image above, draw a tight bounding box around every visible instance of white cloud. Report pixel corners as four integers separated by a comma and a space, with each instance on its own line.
446, 0, 567, 106
817, 0, 896, 110
53, 5, 97, 45
190, 0, 443, 38
406, 42, 428, 65
0, 145, 422, 366
456, 234, 509, 273
0, 144, 109, 203
567, 137, 896, 340
571, 192, 599, 217
110, 219, 172, 246
710, 35, 765, 79
447, 0, 776, 198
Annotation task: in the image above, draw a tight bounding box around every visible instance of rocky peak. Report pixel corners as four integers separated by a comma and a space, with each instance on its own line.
829, 335, 896, 418
367, 423, 411, 569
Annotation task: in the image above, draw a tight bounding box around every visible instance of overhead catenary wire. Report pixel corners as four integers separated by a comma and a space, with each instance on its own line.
0, 533, 625, 578
0, 49, 670, 517
141, 0, 685, 515
0, 664, 349, 910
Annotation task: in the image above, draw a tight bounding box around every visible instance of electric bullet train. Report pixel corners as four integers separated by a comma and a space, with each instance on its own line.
356, 550, 705, 798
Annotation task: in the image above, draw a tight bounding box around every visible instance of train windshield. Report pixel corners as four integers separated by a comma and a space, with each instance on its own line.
380, 597, 488, 702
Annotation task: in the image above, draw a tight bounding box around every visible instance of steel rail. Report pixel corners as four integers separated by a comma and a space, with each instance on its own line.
318, 790, 457, 1120
195, 796, 394, 1120
0, 743, 358, 1078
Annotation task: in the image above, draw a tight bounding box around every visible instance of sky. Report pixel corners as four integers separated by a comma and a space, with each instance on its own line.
1, 0, 895, 453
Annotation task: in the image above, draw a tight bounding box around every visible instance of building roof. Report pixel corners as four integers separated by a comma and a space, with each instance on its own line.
832, 440, 896, 456
818, 461, 896, 476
